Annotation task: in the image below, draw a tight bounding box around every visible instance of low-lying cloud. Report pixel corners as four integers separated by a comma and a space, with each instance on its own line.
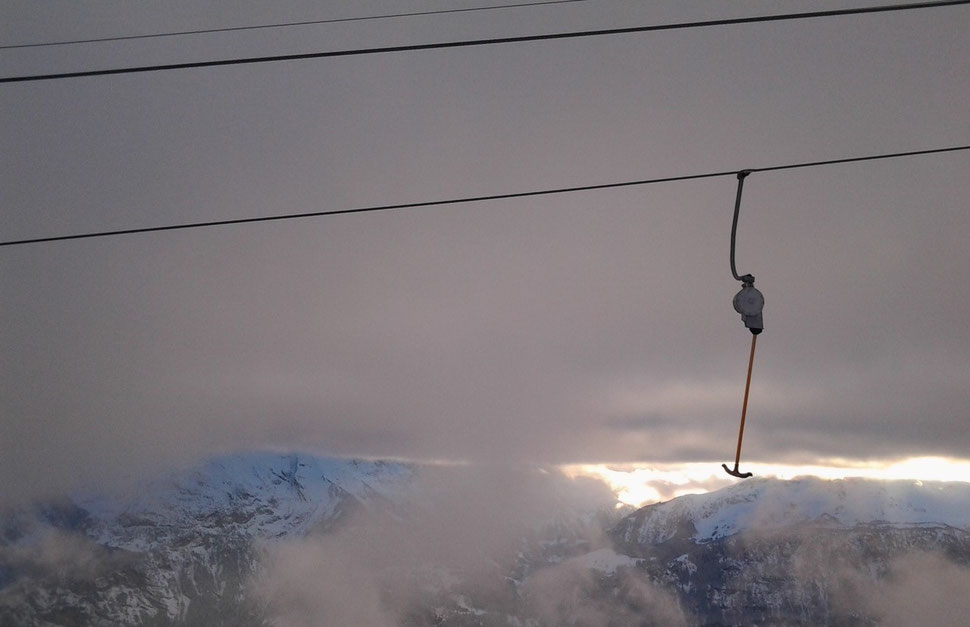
522, 562, 688, 627
835, 552, 970, 627
251, 464, 629, 625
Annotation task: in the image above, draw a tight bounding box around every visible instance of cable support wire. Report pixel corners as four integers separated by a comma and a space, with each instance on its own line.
2, 145, 967, 248
0, 0, 593, 50
2, 1, 969, 83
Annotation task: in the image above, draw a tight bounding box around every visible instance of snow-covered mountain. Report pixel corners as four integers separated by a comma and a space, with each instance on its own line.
615, 476, 970, 546
78, 452, 411, 546
0, 452, 412, 626
4, 461, 970, 626
610, 477, 970, 625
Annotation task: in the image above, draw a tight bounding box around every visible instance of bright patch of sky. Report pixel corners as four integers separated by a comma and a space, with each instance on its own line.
566, 457, 970, 507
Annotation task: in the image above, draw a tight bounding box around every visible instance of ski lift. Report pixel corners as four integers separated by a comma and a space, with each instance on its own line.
723, 171, 764, 479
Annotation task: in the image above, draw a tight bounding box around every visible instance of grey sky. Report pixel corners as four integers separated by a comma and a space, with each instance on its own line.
2, 1, 969, 501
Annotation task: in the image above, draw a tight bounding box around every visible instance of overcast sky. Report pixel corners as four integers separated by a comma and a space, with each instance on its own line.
2, 0, 969, 502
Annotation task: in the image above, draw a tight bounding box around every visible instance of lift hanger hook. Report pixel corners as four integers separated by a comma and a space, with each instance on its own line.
723, 171, 764, 479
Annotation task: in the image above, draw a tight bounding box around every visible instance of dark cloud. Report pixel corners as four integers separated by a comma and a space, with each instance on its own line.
2, 1, 970, 501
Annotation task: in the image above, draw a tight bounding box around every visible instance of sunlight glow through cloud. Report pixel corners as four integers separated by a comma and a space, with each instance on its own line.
564, 457, 970, 507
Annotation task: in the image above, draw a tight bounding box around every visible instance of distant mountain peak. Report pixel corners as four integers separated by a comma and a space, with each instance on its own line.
615, 477, 970, 547
605, 477, 970, 625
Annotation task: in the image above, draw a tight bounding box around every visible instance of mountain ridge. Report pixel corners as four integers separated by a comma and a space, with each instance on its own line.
608, 476, 970, 625
0, 452, 413, 626
4, 455, 970, 625
613, 476, 970, 548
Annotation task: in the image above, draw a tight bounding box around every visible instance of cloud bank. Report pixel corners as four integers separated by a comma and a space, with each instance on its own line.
251, 464, 638, 625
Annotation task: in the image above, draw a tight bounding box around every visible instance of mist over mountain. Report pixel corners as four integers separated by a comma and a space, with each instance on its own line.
2, 454, 969, 626
612, 477, 970, 626
0, 453, 413, 625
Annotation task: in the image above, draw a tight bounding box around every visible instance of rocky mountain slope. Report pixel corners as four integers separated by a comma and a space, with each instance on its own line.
405, 477, 970, 626
609, 477, 970, 625
0, 453, 411, 626
3, 459, 970, 626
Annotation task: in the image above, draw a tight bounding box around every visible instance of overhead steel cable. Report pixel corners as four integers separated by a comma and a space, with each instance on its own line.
0, 0, 594, 50
2, 0, 969, 84
2, 145, 967, 248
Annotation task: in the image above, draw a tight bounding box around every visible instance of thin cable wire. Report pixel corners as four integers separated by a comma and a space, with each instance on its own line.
0, 0, 594, 50
728, 146, 970, 283
2, 145, 967, 248
3, 1, 969, 84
